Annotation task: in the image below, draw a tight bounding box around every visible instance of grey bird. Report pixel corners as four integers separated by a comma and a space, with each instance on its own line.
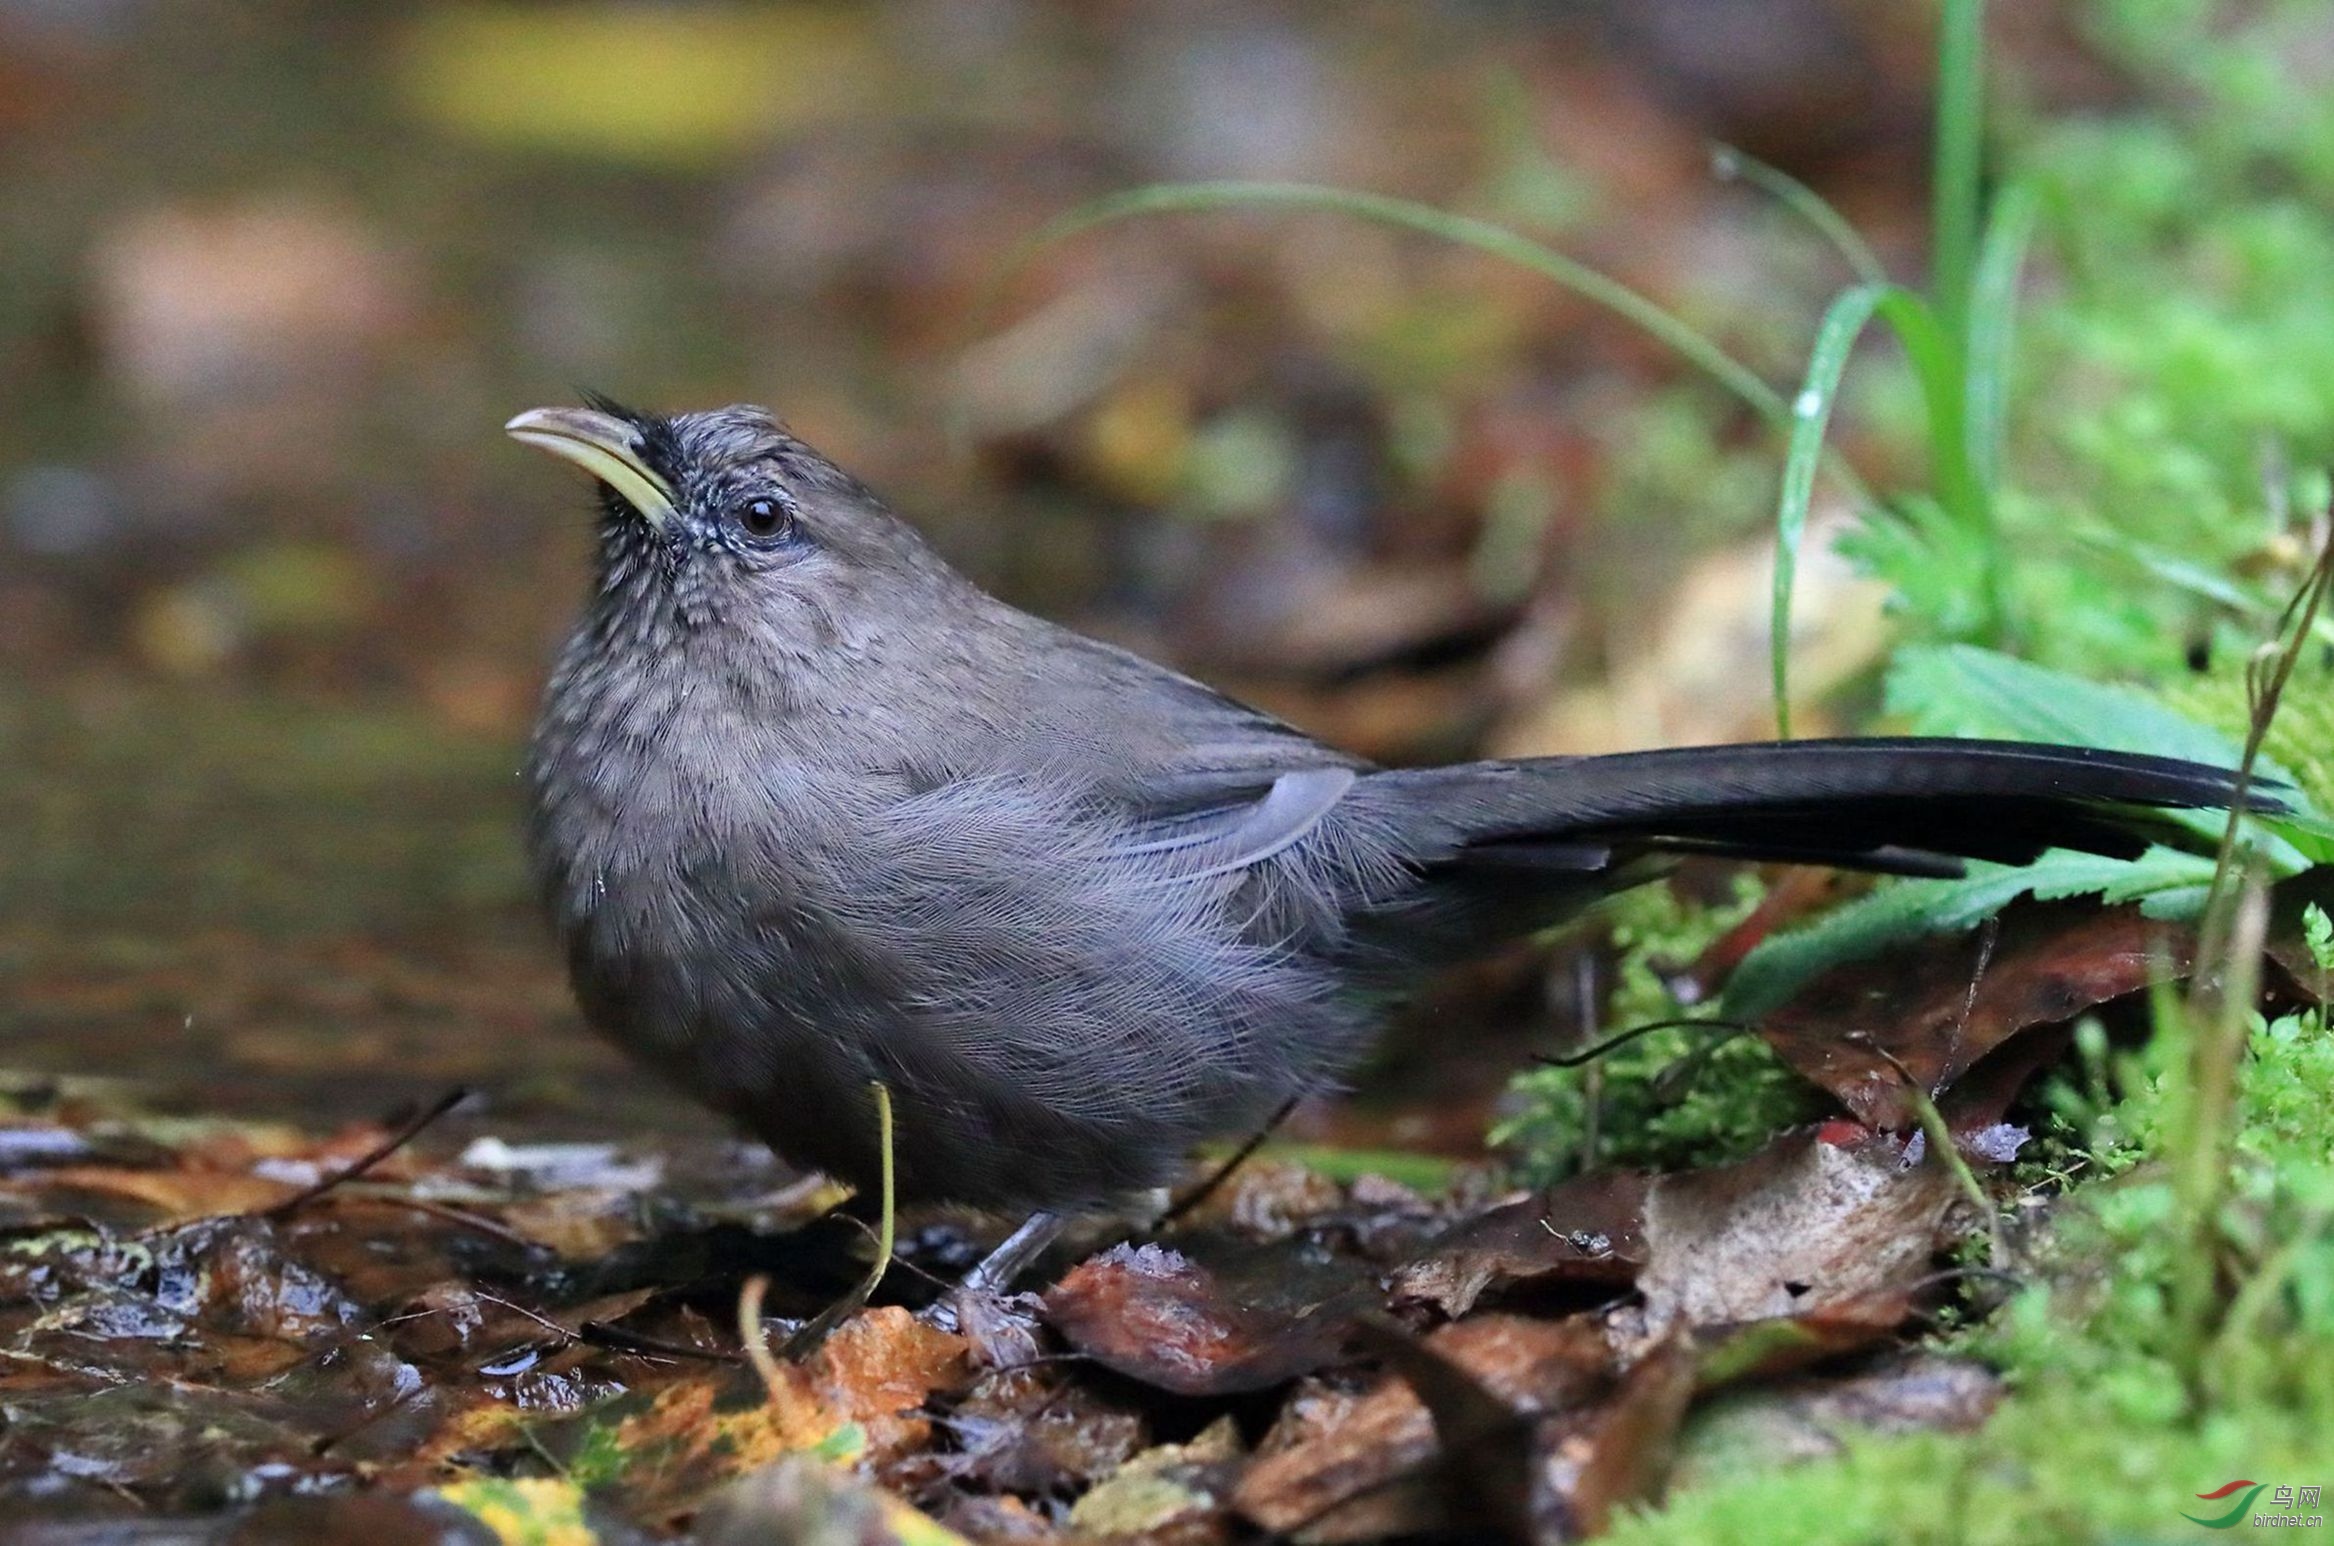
509, 398, 2265, 1286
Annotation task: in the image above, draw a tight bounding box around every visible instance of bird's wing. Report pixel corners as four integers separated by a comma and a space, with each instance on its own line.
1036, 624, 1372, 821
1116, 765, 1358, 878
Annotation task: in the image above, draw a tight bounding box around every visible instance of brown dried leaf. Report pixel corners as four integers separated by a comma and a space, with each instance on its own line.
696, 1452, 972, 1546
1065, 1415, 1244, 1541
1757, 904, 2193, 1127
1388, 1173, 1648, 1319
1633, 1129, 1958, 1338
612, 1306, 969, 1523
15, 1163, 298, 1223
1234, 1314, 1614, 1542
1539, 1335, 1699, 1540
1043, 1243, 1359, 1397
765, 1303, 970, 1460
1672, 1353, 2001, 1486
1689, 1292, 1918, 1388
948, 1368, 1148, 1495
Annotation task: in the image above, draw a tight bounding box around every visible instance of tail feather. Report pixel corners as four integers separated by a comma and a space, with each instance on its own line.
1370, 737, 2276, 876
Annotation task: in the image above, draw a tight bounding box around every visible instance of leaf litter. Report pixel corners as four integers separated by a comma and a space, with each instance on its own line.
0, 893, 2265, 1543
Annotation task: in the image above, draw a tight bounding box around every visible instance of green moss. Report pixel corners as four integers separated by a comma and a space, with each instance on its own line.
1609, 951, 2334, 1542
1610, 1375, 2334, 1546
2162, 660, 2334, 815
1494, 877, 1825, 1182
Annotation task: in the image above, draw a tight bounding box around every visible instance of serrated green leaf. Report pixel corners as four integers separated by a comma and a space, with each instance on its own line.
1721, 845, 2222, 1021
1721, 862, 2035, 1021
1885, 643, 2274, 774
1883, 642, 2318, 865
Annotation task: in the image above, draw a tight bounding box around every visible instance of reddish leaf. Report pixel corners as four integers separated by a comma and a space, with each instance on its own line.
1043, 1243, 1360, 1397
1757, 903, 2193, 1127
1234, 1314, 1615, 1541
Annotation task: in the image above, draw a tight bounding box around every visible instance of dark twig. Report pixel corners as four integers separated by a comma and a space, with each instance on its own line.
579, 1319, 740, 1363
262, 1087, 472, 1221
365, 1194, 545, 1253
1531, 1016, 1749, 1069
1573, 955, 1603, 1169
1156, 1094, 1300, 1229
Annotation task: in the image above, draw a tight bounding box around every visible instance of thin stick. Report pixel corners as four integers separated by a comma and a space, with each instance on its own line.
1574, 955, 1603, 1171
1156, 1095, 1300, 1229
783, 1080, 897, 1358
366, 1193, 543, 1252
2198, 514, 2334, 943
1530, 1016, 1748, 1069
1852, 1036, 2002, 1265
262, 1087, 471, 1220
737, 1273, 789, 1405
579, 1320, 740, 1364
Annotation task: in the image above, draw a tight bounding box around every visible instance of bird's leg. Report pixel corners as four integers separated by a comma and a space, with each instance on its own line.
961, 1209, 1066, 1297
926, 1210, 1066, 1347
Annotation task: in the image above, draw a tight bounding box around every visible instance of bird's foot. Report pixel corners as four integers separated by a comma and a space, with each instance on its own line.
918, 1210, 1064, 1361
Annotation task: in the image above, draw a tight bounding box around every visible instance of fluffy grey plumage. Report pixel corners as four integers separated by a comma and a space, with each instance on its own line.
514, 400, 2262, 1217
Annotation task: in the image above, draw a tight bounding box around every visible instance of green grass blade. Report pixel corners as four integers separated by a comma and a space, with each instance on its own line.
1870, 284, 2002, 635
1000, 181, 1789, 430
1870, 288, 1982, 523
1931, 0, 1987, 350
1965, 179, 2037, 493
1712, 144, 1890, 287
1772, 283, 1894, 736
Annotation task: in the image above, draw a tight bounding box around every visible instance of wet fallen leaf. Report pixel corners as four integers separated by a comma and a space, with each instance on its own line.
1632, 1129, 1960, 1338
1234, 1313, 1614, 1541
1351, 1315, 1541, 1542
931, 1493, 1063, 1544
1388, 1173, 1648, 1318
1066, 1415, 1244, 1539
436, 1475, 595, 1546
17, 1162, 299, 1223
1670, 1352, 2001, 1487
1757, 903, 2194, 1128
945, 1367, 1148, 1496
608, 1306, 968, 1523
1538, 1335, 1699, 1540
1689, 1293, 1920, 1388
696, 1452, 972, 1546
1043, 1242, 1362, 1397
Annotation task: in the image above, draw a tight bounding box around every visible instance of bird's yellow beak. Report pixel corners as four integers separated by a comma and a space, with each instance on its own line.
505, 406, 677, 532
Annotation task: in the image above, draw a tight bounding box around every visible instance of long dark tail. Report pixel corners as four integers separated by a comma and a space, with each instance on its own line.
1373, 737, 2276, 878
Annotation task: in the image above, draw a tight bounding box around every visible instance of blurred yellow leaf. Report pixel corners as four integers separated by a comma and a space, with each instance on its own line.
1084, 377, 1191, 505
436, 1476, 597, 1546
397, 4, 880, 165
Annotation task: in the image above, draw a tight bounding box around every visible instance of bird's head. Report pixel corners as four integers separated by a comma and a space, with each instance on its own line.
506, 398, 958, 641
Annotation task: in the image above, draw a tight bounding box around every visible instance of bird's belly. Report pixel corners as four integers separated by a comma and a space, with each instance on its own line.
533, 767, 1377, 1213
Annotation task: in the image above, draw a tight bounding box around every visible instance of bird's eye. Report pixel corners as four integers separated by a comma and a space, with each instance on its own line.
738, 496, 792, 541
